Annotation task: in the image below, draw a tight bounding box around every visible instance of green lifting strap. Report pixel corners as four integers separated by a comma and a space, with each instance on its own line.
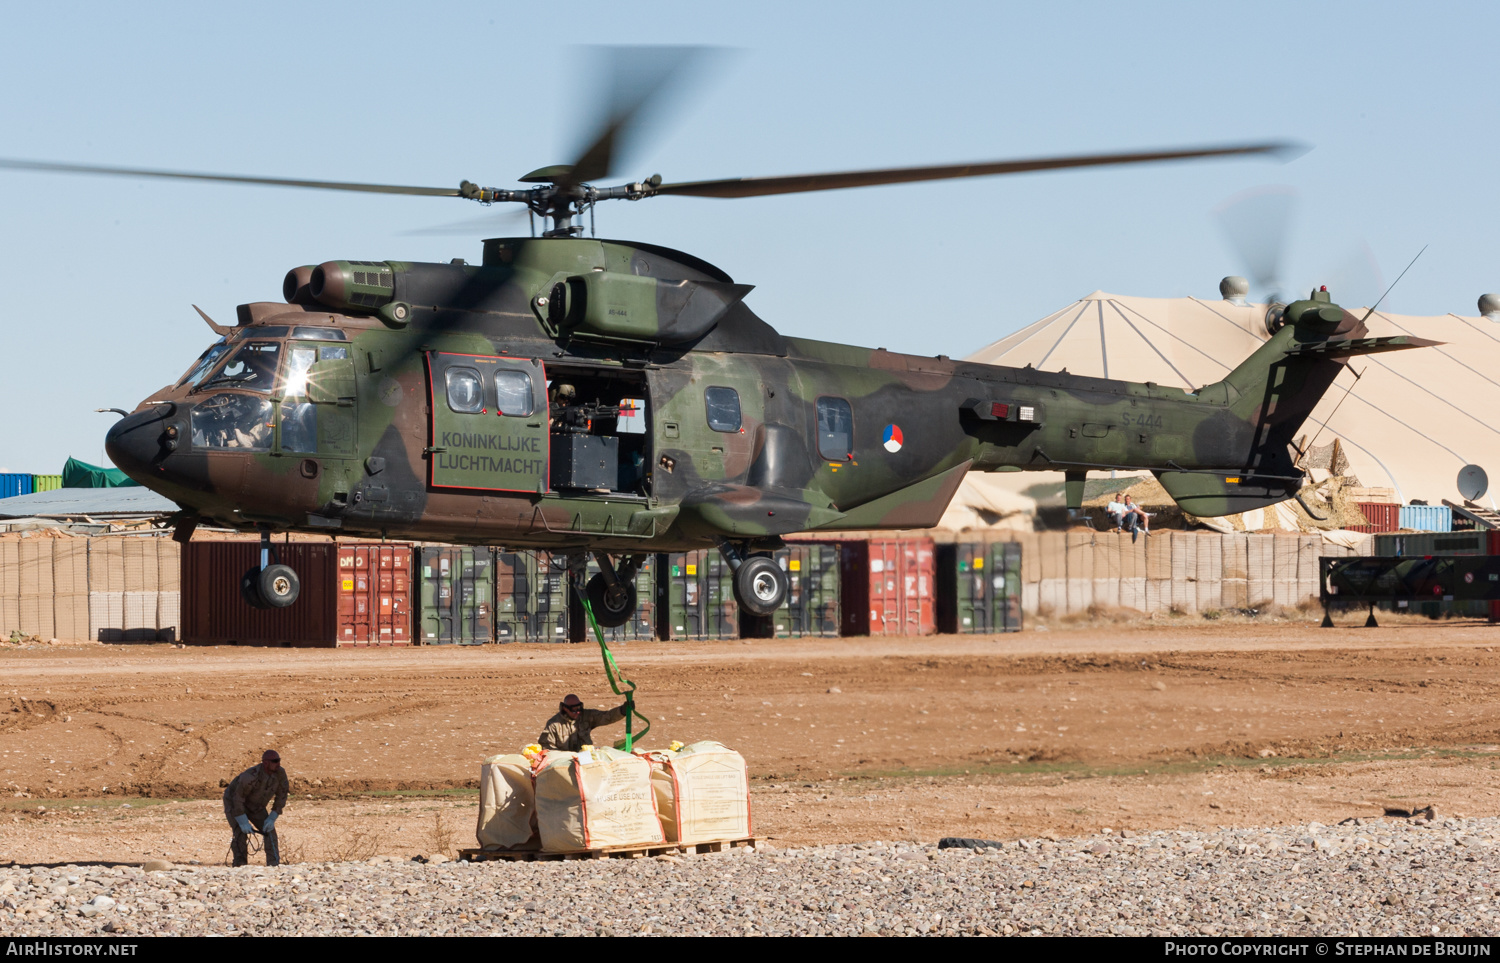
578, 595, 651, 752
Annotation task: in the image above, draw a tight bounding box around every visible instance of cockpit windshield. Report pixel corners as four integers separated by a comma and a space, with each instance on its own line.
200, 341, 282, 393
177, 340, 232, 389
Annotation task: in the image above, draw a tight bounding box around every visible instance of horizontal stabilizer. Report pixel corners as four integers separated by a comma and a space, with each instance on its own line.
1283, 334, 1440, 360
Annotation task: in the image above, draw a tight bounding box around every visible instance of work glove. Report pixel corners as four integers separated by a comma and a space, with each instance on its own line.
235, 814, 255, 835
262, 812, 278, 834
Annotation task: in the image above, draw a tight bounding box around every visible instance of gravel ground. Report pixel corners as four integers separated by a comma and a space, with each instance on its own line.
5, 817, 1500, 937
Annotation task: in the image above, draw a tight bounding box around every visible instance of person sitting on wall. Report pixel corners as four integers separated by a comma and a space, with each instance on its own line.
538, 693, 630, 752
1107, 497, 1138, 536
1124, 495, 1153, 541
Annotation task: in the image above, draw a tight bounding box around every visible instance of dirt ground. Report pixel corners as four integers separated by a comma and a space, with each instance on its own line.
4, 615, 1500, 866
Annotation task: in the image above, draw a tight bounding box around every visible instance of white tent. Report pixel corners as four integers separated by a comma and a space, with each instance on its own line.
965, 289, 1500, 509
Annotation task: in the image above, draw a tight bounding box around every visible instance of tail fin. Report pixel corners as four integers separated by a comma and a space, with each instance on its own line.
1155, 292, 1438, 517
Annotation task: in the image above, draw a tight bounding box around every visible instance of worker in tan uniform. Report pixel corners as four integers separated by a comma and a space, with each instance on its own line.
223, 750, 289, 867
538, 694, 629, 752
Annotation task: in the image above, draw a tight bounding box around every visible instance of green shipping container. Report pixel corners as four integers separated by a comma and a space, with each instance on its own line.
418, 546, 495, 644
658, 550, 740, 640
772, 543, 841, 637
31, 475, 62, 492
938, 541, 1023, 634
496, 550, 571, 642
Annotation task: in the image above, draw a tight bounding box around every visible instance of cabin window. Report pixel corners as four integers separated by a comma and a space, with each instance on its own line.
494, 369, 535, 416
445, 367, 484, 413
816, 397, 853, 461
704, 386, 742, 432
177, 340, 230, 388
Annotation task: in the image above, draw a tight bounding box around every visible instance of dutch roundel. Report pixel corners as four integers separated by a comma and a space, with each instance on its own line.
883, 424, 904, 453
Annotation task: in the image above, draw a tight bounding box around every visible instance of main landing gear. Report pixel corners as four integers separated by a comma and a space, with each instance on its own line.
240, 529, 301, 610
719, 541, 789, 616
573, 551, 644, 628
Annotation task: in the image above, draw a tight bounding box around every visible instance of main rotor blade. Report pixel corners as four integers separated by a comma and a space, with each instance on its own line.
0, 157, 463, 197
559, 46, 709, 192
654, 142, 1302, 199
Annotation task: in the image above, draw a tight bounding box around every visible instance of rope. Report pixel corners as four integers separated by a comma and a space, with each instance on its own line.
577, 594, 651, 751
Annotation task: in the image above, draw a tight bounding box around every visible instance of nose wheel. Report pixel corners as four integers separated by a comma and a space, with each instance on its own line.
240, 530, 301, 610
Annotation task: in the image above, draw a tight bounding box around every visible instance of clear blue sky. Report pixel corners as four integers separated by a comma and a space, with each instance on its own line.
2, 1, 1496, 472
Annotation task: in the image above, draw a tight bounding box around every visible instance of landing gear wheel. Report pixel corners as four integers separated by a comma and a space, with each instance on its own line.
240, 567, 270, 610
733, 555, 787, 616
258, 564, 301, 608
585, 574, 636, 627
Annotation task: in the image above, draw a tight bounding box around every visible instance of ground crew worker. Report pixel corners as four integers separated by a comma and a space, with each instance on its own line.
223, 750, 288, 867
538, 694, 629, 752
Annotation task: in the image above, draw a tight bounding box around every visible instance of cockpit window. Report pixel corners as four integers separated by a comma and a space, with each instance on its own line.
190, 394, 273, 450
281, 344, 350, 399
291, 326, 347, 341
178, 340, 231, 388
201, 342, 282, 393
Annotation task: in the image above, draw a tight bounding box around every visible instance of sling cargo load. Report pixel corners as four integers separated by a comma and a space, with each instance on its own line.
534, 747, 664, 852
642, 741, 752, 845
475, 754, 540, 851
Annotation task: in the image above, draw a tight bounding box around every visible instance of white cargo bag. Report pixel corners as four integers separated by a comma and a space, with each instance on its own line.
645, 741, 751, 844
534, 748, 664, 852
475, 754, 539, 851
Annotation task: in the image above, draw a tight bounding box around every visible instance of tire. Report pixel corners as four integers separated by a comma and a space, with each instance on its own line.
733, 555, 787, 616
239, 567, 270, 610
585, 573, 636, 628
258, 563, 301, 608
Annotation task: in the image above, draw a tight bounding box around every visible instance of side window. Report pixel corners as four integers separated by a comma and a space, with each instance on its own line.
704, 386, 741, 432
445, 367, 484, 413
816, 397, 853, 461
494, 369, 534, 416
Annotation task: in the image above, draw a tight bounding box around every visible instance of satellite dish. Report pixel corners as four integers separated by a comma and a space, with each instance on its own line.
1457, 464, 1489, 502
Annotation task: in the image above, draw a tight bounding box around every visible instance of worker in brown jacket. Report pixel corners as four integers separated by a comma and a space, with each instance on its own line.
538, 694, 629, 752
223, 750, 289, 867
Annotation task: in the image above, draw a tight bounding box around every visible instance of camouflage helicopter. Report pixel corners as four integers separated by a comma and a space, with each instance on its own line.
2, 64, 1436, 626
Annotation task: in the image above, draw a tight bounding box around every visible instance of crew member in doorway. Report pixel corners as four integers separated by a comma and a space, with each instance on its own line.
538, 694, 629, 752
224, 750, 289, 867
549, 383, 591, 434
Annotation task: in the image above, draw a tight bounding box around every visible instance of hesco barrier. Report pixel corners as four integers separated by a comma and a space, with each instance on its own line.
657, 550, 738, 640
0, 535, 179, 642
418, 546, 494, 644
181, 541, 412, 646
936, 541, 1022, 634
495, 550, 569, 642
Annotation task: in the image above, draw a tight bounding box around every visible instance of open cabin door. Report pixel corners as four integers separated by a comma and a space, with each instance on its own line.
425, 352, 548, 492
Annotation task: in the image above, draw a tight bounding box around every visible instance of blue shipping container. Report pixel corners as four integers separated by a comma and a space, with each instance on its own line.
1398, 504, 1452, 533
0, 473, 33, 499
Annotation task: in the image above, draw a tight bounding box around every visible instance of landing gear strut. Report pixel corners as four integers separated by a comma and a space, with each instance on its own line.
719, 541, 789, 616
577, 551, 641, 628
240, 529, 301, 610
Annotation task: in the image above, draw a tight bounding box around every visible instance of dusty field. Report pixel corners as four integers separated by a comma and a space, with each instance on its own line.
3, 616, 1500, 867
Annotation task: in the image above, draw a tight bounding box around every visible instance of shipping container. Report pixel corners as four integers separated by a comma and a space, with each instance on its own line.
584, 553, 655, 643
770, 542, 841, 638
1397, 505, 1452, 533
30, 475, 62, 493
1349, 502, 1400, 534
866, 537, 936, 636
181, 540, 412, 646
0, 474, 33, 500
937, 540, 1022, 634
417, 546, 494, 644
1491, 530, 1500, 624
495, 550, 570, 642
657, 550, 739, 640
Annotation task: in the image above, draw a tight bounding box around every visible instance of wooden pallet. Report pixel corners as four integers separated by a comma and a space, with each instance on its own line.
459, 836, 759, 863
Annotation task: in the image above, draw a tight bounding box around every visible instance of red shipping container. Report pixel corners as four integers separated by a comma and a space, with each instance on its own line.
181, 540, 412, 647
1349, 502, 1400, 534
867, 538, 935, 636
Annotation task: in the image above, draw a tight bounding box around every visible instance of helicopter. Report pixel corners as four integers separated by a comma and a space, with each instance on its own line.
1, 58, 1437, 627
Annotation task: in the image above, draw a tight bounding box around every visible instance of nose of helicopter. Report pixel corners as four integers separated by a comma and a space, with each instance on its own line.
104, 406, 172, 482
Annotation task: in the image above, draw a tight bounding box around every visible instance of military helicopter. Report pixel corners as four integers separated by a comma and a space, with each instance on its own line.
2, 55, 1436, 626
